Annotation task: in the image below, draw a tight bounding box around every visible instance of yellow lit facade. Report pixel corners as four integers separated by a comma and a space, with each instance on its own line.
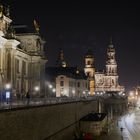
84, 50, 95, 95
95, 40, 125, 93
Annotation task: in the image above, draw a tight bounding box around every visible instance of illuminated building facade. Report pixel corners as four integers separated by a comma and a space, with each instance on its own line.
0, 4, 47, 98
56, 71, 88, 97
95, 40, 124, 93
46, 49, 88, 97
84, 50, 95, 95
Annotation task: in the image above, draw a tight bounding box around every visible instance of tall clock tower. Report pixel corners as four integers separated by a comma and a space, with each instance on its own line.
84, 50, 95, 95
56, 49, 67, 67
105, 38, 118, 87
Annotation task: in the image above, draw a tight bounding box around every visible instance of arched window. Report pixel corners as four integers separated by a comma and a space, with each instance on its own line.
112, 79, 115, 85
87, 61, 91, 65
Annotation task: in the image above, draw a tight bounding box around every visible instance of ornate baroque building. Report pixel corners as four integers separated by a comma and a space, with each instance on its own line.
94, 40, 125, 92
46, 49, 88, 97
0, 4, 47, 98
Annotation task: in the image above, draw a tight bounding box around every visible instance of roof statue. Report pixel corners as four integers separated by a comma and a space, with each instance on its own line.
5, 5, 10, 17
33, 19, 40, 34
0, 4, 3, 18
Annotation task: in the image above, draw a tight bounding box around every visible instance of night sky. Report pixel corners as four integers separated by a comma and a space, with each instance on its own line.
2, 1, 140, 91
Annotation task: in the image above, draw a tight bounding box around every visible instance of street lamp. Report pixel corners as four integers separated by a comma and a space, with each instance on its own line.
72, 90, 75, 97
5, 83, 11, 104
52, 88, 56, 93
34, 86, 40, 92
34, 86, 40, 97
5, 83, 11, 89
49, 84, 53, 89
83, 91, 85, 94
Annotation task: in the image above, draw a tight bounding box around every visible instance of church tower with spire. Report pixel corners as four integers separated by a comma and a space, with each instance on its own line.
84, 50, 95, 95
95, 38, 125, 93
106, 39, 118, 87
105, 38, 118, 87
56, 49, 67, 67
106, 38, 117, 75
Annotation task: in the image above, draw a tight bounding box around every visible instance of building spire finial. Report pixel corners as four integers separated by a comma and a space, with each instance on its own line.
6, 5, 10, 17
110, 36, 113, 45
33, 19, 40, 34
56, 48, 67, 67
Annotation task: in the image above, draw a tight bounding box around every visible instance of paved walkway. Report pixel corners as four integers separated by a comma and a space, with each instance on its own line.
89, 120, 123, 140
100, 122, 122, 140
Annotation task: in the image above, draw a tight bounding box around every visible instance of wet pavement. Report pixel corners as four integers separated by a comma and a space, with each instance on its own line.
77, 107, 140, 140
94, 107, 140, 140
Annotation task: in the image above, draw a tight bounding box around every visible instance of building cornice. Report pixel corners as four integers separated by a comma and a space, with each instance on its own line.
5, 39, 20, 49
0, 36, 7, 48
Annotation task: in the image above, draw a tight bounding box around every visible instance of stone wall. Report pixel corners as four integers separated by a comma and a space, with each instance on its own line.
0, 100, 98, 140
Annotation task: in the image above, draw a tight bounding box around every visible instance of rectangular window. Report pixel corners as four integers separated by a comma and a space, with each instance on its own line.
77, 82, 80, 87
15, 59, 19, 73
86, 83, 88, 88
22, 61, 26, 75
87, 61, 91, 65
60, 81, 64, 87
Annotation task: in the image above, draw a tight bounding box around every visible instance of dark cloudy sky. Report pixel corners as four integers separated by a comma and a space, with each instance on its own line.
2, 1, 140, 90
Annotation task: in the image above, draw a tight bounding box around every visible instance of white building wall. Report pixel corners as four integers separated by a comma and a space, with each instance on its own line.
56, 75, 88, 97
56, 75, 70, 97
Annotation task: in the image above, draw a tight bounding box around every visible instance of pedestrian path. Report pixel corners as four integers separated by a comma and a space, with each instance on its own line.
99, 121, 122, 140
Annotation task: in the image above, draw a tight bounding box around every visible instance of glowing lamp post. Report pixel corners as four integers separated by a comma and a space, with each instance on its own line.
34, 86, 40, 92
52, 88, 56, 93
5, 83, 11, 104
34, 86, 40, 97
5, 84, 11, 90
72, 90, 75, 97
49, 84, 53, 89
